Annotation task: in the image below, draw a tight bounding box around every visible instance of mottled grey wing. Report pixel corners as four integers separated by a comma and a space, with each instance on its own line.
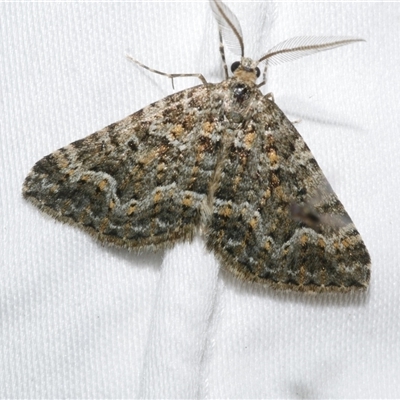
23, 85, 221, 251
206, 95, 370, 292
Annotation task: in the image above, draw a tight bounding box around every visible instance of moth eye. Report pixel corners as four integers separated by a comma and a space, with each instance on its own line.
256, 67, 261, 78
231, 61, 241, 73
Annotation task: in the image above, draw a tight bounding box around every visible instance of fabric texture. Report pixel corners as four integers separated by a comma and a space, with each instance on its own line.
1, 2, 399, 398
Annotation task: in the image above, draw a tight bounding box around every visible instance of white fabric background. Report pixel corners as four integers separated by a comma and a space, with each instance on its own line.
1, 1, 399, 399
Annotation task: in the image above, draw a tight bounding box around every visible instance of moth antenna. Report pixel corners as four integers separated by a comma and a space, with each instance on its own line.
210, 0, 244, 57
258, 36, 365, 85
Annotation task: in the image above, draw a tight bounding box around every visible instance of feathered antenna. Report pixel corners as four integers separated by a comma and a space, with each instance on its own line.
210, 0, 244, 78
258, 36, 365, 85
210, 0, 364, 86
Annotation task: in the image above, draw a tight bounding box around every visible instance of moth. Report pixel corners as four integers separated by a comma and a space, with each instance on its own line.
23, 0, 371, 292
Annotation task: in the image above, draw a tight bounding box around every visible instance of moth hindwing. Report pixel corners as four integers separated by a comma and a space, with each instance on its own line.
23, 0, 370, 293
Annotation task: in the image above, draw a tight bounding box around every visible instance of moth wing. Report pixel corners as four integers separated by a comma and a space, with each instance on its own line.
23, 85, 221, 251
206, 97, 370, 292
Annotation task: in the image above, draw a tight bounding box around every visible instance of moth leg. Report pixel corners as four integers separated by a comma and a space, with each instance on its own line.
218, 31, 229, 80
126, 54, 207, 89
257, 63, 269, 88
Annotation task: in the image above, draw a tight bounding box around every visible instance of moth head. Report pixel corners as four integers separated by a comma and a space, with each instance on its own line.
231, 57, 261, 84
